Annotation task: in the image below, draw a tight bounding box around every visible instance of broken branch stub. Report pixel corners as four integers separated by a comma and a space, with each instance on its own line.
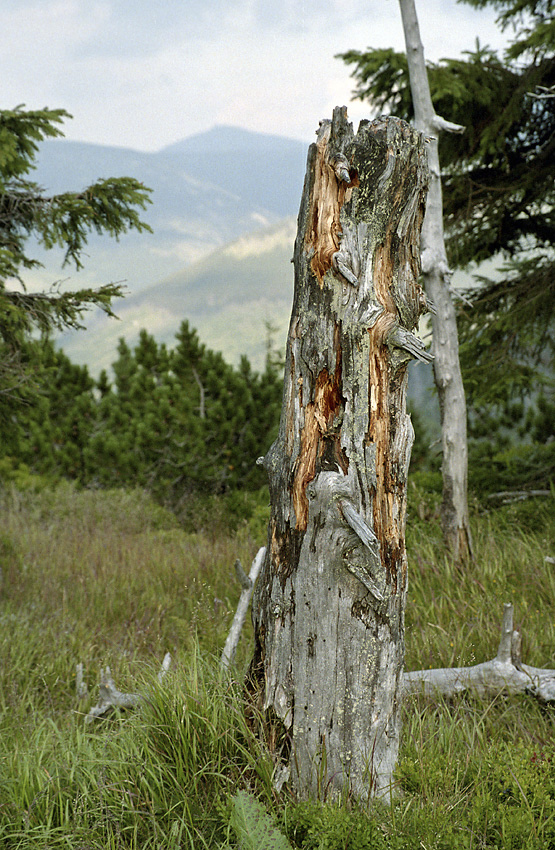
85, 666, 142, 722
221, 547, 266, 671
84, 653, 171, 722
249, 108, 431, 802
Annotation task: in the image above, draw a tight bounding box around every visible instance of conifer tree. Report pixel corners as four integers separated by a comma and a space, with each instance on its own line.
88, 334, 177, 490
170, 321, 281, 495
86, 323, 282, 505
0, 105, 151, 400
1, 314, 283, 510
2, 339, 97, 481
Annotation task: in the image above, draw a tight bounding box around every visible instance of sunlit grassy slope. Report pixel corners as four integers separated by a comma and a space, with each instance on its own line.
57, 218, 297, 376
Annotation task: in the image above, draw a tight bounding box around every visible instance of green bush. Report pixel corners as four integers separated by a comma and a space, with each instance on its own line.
0, 456, 55, 492
175, 485, 270, 538
485, 492, 555, 535
284, 801, 403, 849
468, 741, 555, 848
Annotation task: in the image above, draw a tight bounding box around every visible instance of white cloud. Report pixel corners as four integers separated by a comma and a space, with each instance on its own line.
2, 0, 508, 151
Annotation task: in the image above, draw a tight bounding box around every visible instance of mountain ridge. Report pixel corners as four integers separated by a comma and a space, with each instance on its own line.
160, 124, 308, 154
57, 217, 297, 374
28, 125, 436, 418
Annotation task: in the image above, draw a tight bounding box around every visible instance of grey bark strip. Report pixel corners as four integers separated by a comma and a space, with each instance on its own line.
249, 107, 431, 802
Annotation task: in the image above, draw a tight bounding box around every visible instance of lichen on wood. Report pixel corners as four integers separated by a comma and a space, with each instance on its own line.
250, 107, 430, 801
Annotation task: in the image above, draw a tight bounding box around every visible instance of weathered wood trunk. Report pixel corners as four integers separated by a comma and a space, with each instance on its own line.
399, 0, 472, 560
250, 108, 430, 801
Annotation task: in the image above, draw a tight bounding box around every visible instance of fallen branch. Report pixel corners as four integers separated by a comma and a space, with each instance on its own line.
83, 600, 555, 725
82, 543, 267, 723
403, 603, 555, 702
83, 652, 171, 722
529, 84, 555, 99
75, 662, 89, 700
221, 547, 266, 671
486, 490, 552, 504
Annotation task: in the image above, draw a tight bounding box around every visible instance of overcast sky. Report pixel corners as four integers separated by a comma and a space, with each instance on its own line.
3, 0, 508, 152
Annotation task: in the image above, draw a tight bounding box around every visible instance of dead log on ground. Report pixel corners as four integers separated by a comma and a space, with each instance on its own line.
403, 603, 555, 702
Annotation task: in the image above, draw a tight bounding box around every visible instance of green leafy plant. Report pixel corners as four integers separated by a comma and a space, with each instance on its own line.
228, 791, 292, 850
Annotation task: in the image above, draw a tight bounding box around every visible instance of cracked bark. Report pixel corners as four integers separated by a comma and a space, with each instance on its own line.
249, 108, 430, 802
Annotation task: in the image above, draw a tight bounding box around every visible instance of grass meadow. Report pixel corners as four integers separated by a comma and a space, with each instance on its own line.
1, 479, 555, 848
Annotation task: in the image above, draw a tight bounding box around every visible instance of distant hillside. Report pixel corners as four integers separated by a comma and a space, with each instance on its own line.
29, 125, 437, 420
57, 215, 437, 429
160, 126, 308, 219
28, 127, 307, 294
57, 218, 297, 374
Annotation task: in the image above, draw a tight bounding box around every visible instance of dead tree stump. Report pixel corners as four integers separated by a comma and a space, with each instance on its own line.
250, 108, 431, 801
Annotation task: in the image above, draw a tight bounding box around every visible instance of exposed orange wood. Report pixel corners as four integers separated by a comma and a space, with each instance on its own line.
291, 365, 344, 530
305, 131, 356, 286
367, 242, 406, 593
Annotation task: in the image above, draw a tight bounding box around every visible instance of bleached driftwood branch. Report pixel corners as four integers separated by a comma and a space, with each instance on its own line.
83, 652, 171, 722
83, 542, 267, 722
85, 667, 142, 722
430, 114, 465, 135
75, 662, 89, 699
403, 603, 555, 702
529, 84, 555, 99
221, 546, 266, 671
486, 489, 552, 503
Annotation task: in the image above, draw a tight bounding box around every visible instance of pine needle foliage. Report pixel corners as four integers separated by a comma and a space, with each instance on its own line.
339, 3, 555, 264
2, 322, 283, 510
0, 105, 152, 397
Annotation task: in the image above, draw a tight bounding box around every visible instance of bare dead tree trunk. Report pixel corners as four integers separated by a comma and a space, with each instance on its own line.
399, 0, 473, 560
249, 108, 430, 802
